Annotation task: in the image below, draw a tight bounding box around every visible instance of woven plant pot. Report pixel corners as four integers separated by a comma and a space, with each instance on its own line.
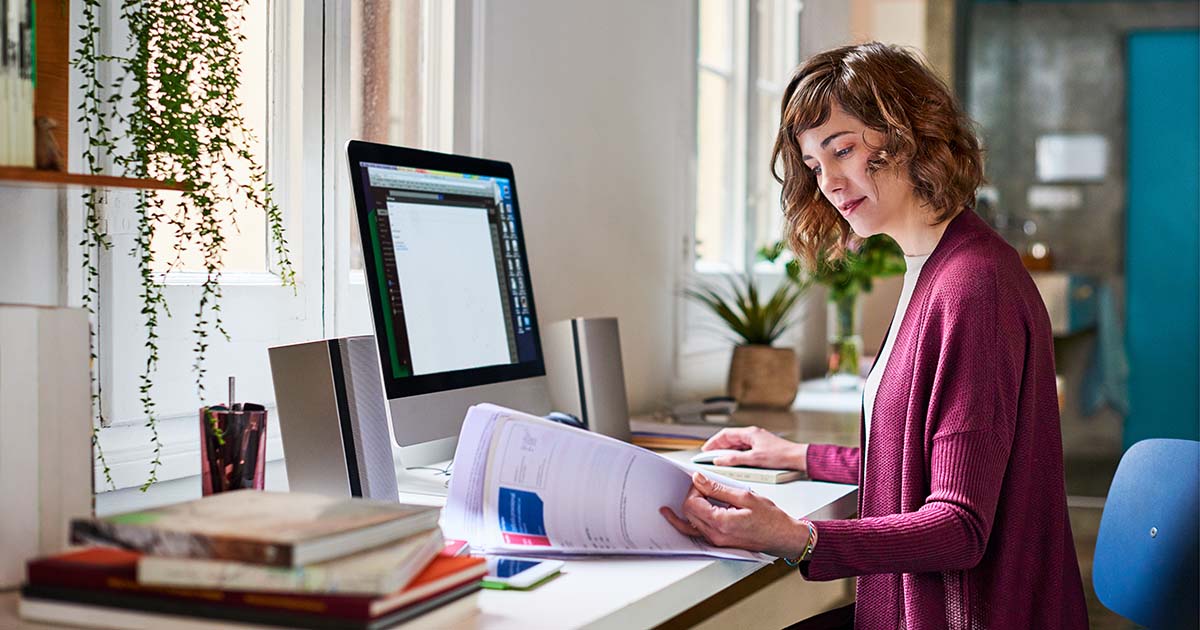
727, 345, 800, 409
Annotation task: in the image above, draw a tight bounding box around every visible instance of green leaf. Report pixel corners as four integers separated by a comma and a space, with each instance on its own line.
686, 273, 809, 346
759, 234, 904, 299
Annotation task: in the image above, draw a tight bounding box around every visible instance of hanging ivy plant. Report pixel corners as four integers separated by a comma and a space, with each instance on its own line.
74, 0, 295, 491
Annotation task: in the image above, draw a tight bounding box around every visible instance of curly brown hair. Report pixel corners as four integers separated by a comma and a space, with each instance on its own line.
771, 42, 984, 269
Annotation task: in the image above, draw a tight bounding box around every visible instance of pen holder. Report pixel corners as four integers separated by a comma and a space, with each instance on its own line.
200, 403, 268, 496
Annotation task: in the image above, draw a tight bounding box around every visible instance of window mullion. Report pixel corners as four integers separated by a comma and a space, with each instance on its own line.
741, 0, 759, 273
698, 61, 735, 80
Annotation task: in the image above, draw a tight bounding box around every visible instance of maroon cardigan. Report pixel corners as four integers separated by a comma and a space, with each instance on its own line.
803, 210, 1088, 629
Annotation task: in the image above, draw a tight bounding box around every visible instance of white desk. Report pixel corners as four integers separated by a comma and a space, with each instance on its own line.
2, 466, 856, 630
14, 431, 858, 630
394, 449, 857, 629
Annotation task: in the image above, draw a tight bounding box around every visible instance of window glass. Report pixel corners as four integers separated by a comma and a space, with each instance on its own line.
148, 0, 270, 274
696, 69, 731, 265
693, 0, 800, 272
348, 0, 455, 272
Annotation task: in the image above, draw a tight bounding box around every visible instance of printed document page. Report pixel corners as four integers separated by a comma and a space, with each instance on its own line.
444, 404, 768, 562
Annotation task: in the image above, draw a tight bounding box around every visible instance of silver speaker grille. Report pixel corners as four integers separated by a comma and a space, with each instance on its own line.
343, 336, 399, 502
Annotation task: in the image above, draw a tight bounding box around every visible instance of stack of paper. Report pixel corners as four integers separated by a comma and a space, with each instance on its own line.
444, 403, 771, 562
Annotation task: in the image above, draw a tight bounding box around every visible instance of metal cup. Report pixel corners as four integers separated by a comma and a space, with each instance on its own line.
199, 403, 268, 495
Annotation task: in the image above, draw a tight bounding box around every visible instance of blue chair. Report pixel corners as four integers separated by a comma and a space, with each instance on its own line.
1093, 438, 1199, 628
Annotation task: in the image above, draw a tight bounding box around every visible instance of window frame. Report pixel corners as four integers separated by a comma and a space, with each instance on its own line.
86, 0, 326, 491
694, 0, 748, 274
89, 0, 464, 491
679, 0, 802, 363
330, 0, 461, 339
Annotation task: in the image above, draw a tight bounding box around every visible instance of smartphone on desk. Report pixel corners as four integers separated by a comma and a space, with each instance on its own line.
481, 556, 564, 590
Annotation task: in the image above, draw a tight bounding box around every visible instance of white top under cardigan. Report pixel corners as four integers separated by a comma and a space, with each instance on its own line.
862, 252, 931, 466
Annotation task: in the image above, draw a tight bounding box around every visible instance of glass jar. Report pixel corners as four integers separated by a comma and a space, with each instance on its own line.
826, 292, 863, 390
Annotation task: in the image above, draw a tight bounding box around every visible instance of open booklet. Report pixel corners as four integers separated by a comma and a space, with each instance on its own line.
443, 404, 770, 562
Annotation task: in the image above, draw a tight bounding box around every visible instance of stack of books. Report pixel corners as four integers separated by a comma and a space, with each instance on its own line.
19, 490, 487, 630
1, 0, 36, 167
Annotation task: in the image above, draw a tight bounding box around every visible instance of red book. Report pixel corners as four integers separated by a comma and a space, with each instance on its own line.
26, 547, 486, 621
441, 538, 470, 557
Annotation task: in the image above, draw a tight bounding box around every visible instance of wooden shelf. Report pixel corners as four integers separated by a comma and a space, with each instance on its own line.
35, 0, 69, 163
0, 166, 187, 191
0, 2, 186, 194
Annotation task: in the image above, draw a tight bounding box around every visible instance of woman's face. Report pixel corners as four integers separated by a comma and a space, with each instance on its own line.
798, 105, 915, 238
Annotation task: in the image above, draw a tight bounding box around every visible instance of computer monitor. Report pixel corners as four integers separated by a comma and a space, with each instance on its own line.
346, 141, 552, 469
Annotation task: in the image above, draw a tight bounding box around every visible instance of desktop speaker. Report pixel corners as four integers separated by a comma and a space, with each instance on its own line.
268, 336, 399, 502
543, 317, 633, 442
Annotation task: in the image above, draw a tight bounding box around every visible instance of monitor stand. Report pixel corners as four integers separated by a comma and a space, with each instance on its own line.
395, 460, 454, 497
391, 438, 456, 498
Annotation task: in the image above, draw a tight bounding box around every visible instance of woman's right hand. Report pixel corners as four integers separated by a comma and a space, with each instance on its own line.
701, 426, 808, 472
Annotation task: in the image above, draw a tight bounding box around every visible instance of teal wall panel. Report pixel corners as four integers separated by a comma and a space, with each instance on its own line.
1125, 30, 1200, 446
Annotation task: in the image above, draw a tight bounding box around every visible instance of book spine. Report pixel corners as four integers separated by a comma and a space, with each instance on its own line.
139, 529, 443, 596
21, 584, 373, 630
18, 0, 31, 165
27, 565, 375, 620
69, 519, 296, 567
0, 0, 33, 166
699, 466, 799, 484
138, 556, 397, 595
2, 0, 12, 165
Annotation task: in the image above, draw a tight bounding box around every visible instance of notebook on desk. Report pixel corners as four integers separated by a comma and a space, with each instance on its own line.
691, 463, 803, 484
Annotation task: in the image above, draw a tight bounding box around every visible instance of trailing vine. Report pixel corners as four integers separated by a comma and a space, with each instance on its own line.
75, 0, 295, 492
75, 0, 118, 491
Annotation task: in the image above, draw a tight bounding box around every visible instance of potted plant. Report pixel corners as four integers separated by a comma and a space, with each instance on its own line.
686, 274, 808, 408
760, 235, 905, 388
75, 1, 295, 490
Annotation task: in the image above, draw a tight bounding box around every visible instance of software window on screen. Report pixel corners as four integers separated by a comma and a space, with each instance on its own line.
386, 200, 511, 375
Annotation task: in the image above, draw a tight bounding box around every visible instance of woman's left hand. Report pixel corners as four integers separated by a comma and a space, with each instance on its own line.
660, 472, 810, 559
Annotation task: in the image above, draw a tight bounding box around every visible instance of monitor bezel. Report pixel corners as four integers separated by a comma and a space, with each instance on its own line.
346, 140, 547, 402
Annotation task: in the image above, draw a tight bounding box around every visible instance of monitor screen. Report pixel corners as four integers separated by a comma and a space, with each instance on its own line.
348, 143, 546, 403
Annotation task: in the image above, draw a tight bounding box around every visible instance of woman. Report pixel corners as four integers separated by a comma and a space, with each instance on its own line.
661, 43, 1088, 629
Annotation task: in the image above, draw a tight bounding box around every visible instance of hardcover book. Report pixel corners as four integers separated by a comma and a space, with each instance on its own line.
137, 528, 444, 595
69, 490, 440, 567
20, 582, 480, 630
692, 463, 803, 484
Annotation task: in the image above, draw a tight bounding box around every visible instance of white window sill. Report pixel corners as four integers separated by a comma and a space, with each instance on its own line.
94, 459, 291, 517
154, 270, 289, 286
94, 408, 284, 493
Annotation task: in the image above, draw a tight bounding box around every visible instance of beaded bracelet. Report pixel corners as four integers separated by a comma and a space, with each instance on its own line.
783, 519, 818, 567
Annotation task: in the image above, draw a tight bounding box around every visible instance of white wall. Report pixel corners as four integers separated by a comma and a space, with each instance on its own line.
472, 0, 694, 413
0, 186, 62, 307
469, 0, 888, 405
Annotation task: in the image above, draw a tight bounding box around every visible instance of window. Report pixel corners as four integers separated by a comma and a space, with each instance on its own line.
693, 0, 801, 273
147, 0, 272, 277
336, 0, 458, 338
675, 0, 802, 379
91, 0, 459, 491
